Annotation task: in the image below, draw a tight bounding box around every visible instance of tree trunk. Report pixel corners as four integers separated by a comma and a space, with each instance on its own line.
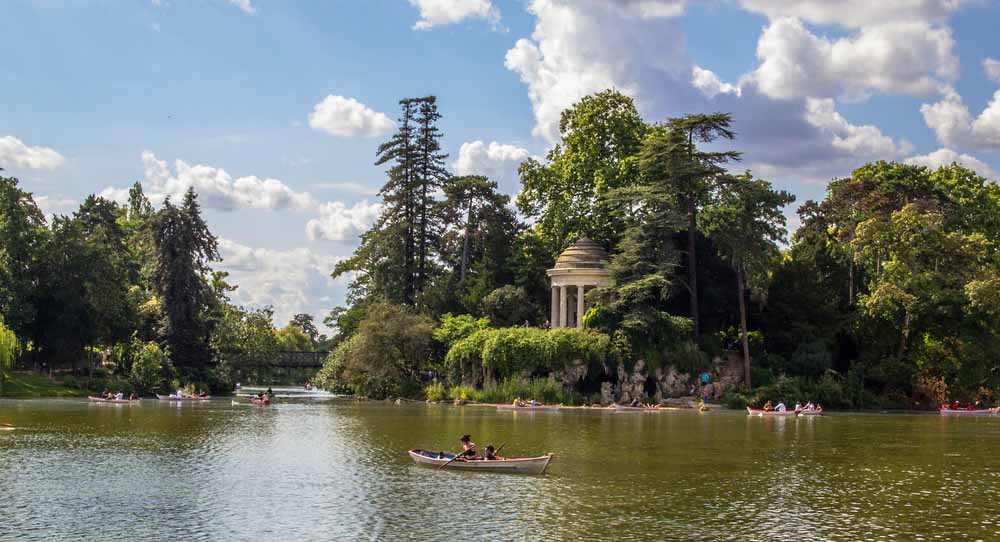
898, 311, 910, 358
460, 197, 472, 283
687, 197, 699, 340
848, 252, 855, 305
737, 267, 751, 389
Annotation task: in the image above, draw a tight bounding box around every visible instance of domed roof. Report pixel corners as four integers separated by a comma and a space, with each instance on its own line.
553, 238, 609, 269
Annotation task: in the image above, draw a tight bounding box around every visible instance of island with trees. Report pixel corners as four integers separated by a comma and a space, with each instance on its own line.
2, 90, 999, 409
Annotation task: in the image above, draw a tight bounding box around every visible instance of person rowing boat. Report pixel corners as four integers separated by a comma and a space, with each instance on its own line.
459, 434, 476, 459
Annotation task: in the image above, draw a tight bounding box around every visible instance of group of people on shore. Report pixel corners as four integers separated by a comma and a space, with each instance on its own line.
99, 389, 139, 401
761, 400, 823, 413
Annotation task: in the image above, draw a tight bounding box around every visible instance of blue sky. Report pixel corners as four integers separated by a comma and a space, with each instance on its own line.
3, 0, 999, 330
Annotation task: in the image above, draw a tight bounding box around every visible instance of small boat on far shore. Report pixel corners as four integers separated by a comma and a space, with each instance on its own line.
614, 404, 661, 411
747, 407, 799, 416
88, 396, 140, 404
156, 394, 211, 401
496, 403, 561, 411
408, 449, 554, 474
939, 407, 996, 416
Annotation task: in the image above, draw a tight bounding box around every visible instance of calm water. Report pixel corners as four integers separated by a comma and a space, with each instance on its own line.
1, 400, 998, 541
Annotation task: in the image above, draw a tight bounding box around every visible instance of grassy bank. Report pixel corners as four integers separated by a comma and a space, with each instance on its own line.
0, 371, 90, 398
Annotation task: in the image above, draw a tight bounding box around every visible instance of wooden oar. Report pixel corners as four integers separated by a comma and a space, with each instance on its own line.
438, 449, 470, 470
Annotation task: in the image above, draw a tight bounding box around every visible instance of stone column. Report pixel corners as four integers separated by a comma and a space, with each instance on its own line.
576, 285, 585, 328
559, 285, 568, 328
550, 285, 559, 328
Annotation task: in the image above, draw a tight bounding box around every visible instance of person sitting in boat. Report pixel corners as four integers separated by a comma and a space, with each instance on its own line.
513, 398, 523, 407
794, 402, 803, 412
459, 435, 477, 459
484, 445, 500, 461
815, 403, 823, 412
630, 397, 641, 407
950, 400, 961, 410
804, 402, 815, 411
115, 391, 124, 400
102, 389, 112, 399
774, 401, 787, 412
528, 399, 539, 406
198, 391, 208, 398
266, 387, 273, 397
762, 400, 773, 412
129, 392, 139, 401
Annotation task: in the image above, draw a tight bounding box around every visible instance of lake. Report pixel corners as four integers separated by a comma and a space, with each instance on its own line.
1, 399, 998, 541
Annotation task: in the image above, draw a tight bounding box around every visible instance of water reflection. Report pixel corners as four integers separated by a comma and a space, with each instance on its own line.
1, 401, 999, 541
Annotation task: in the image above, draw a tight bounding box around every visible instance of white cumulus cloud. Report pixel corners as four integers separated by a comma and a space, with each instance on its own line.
453, 140, 530, 191
736, 0, 965, 28
904, 148, 997, 179
692, 66, 740, 98
920, 88, 1000, 149
0, 135, 66, 171
504, 0, 694, 142
805, 98, 909, 159
747, 17, 958, 102
985, 58, 1000, 83
218, 237, 346, 331
308, 95, 394, 138
227, 0, 254, 14
100, 151, 318, 212
305, 200, 382, 242
34, 195, 78, 219
409, 0, 501, 30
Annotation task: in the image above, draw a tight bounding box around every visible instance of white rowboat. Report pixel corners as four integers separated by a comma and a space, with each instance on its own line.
156, 394, 211, 401
747, 407, 799, 416
88, 396, 140, 404
408, 449, 554, 474
496, 404, 561, 411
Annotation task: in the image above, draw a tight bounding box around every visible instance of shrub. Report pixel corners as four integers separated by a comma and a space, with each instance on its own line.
445, 326, 610, 382
424, 380, 446, 402
448, 385, 475, 401
481, 286, 535, 327
130, 340, 169, 393
433, 314, 489, 348
470, 376, 581, 405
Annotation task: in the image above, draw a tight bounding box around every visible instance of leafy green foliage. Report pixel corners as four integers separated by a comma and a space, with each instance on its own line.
151, 188, 219, 368
480, 286, 535, 327
446, 327, 610, 382
433, 313, 489, 348
517, 89, 646, 253
130, 339, 170, 393
315, 303, 435, 398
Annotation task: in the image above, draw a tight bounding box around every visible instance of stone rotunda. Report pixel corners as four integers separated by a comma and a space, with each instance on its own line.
547, 238, 611, 328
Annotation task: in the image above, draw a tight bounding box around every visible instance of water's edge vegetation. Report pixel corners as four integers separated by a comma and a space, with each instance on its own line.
2, 90, 999, 409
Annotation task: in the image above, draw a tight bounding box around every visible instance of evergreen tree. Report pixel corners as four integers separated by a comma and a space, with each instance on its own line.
638, 113, 740, 340
413, 96, 449, 295
151, 188, 219, 368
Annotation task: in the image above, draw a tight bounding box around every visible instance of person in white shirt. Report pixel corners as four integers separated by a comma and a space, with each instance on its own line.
176, 389, 184, 398
775, 401, 787, 412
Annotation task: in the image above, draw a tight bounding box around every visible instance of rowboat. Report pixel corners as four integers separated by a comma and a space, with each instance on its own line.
88, 396, 140, 404
799, 409, 824, 416
614, 404, 661, 411
250, 398, 271, 405
939, 407, 996, 416
496, 404, 561, 411
156, 394, 211, 401
408, 449, 554, 474
747, 407, 800, 416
